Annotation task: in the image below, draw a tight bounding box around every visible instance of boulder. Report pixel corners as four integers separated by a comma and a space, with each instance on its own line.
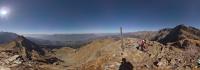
157, 58, 168, 67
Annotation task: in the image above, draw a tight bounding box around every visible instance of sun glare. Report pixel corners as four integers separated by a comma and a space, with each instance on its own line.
0, 7, 10, 17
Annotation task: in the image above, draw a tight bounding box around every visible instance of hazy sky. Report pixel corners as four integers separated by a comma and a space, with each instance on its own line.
0, 0, 200, 34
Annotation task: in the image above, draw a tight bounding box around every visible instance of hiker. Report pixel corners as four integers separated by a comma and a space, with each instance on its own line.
137, 39, 146, 51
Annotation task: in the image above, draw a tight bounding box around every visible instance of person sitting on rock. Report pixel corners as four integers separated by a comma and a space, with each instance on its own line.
137, 39, 146, 51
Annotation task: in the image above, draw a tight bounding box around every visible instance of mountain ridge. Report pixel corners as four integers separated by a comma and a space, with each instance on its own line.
151, 24, 200, 48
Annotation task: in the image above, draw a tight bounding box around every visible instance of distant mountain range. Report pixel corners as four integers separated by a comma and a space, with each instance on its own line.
23, 33, 118, 48
23, 32, 158, 48
23, 33, 121, 41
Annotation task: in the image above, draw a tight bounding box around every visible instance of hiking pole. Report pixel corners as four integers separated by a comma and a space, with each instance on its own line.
120, 27, 124, 52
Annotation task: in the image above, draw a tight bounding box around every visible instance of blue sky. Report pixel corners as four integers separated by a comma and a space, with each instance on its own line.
0, 0, 200, 34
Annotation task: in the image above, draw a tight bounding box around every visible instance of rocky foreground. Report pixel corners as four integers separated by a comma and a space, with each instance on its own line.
51, 38, 200, 70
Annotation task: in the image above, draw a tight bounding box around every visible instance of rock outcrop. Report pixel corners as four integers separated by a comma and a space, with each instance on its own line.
0, 36, 62, 70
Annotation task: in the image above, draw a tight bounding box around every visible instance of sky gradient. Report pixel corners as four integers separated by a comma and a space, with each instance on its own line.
0, 0, 200, 34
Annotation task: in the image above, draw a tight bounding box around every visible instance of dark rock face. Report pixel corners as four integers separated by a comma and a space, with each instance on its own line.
17, 36, 45, 55
152, 28, 172, 42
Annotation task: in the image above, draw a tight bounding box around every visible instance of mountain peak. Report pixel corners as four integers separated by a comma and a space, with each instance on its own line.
154, 24, 200, 48
174, 24, 188, 30
176, 24, 187, 27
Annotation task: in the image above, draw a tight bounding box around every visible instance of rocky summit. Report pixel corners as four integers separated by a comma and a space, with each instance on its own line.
0, 25, 200, 70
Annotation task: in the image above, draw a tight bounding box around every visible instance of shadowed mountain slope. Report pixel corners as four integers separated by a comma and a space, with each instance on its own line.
0, 32, 18, 44
152, 24, 200, 48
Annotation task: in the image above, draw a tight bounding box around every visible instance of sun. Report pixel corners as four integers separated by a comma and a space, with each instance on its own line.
0, 9, 8, 16
0, 7, 10, 17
